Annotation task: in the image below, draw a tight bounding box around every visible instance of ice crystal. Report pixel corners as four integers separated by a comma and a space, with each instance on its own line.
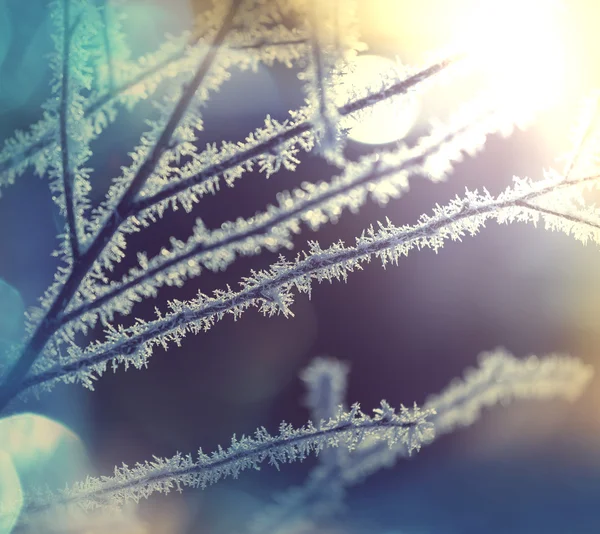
0, 0, 598, 530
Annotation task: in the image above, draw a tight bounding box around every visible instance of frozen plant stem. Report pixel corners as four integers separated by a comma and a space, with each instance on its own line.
17, 170, 600, 396
0, 10, 309, 181
0, 50, 458, 410
57, 101, 495, 328
99, 0, 115, 92
126, 55, 459, 215
21, 403, 432, 516
59, 0, 81, 260
249, 349, 593, 534
0, 0, 598, 530
0, 0, 244, 413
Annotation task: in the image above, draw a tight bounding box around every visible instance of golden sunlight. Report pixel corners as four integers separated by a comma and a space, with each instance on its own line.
338, 54, 420, 145
456, 0, 567, 112
358, 0, 576, 133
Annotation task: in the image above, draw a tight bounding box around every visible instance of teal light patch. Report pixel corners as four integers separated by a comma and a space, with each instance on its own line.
0, 4, 11, 70
0, 278, 24, 343
0, 278, 24, 372
0, 414, 88, 498
0, 451, 22, 534
0, 2, 49, 113
120, 1, 189, 55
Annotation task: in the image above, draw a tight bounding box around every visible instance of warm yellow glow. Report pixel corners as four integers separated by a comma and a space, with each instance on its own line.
457, 0, 566, 112
124, 83, 148, 98
0, 451, 22, 534
337, 55, 420, 145
0, 413, 72, 459
0, 413, 89, 492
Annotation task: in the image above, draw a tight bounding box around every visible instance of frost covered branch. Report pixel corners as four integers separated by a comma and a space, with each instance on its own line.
0, 0, 245, 412
58, 0, 81, 260
127, 53, 459, 216
0, 48, 461, 409
0, 0, 597, 530
0, 1, 313, 192
562, 94, 600, 180
18, 166, 600, 397
54, 92, 514, 332
249, 349, 593, 534
16, 401, 433, 522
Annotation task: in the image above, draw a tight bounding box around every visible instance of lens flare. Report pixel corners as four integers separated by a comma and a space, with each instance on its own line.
0, 413, 88, 491
458, 0, 566, 112
336, 55, 420, 145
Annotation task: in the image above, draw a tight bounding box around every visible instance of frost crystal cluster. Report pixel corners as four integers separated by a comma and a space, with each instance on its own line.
0, 0, 598, 532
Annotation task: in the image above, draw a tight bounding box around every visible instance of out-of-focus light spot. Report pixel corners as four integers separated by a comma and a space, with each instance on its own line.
0, 413, 66, 459
0, 278, 24, 343
456, 0, 566, 113
336, 55, 420, 145
119, 1, 191, 56
0, 451, 22, 534
0, 413, 88, 491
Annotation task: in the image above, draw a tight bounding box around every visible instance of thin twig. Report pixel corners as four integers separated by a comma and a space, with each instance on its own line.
308, 0, 337, 151
516, 199, 600, 231
100, 0, 115, 91
19, 173, 600, 395
129, 55, 461, 216
59, 0, 81, 260
562, 95, 600, 180
59, 108, 483, 327
0, 0, 244, 413
20, 404, 426, 516
0, 34, 309, 179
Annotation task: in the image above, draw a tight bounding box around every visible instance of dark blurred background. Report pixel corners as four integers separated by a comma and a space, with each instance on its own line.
2, 1, 600, 533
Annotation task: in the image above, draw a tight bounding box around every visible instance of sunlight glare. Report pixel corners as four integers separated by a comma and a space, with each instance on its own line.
457, 0, 566, 112
336, 55, 420, 145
